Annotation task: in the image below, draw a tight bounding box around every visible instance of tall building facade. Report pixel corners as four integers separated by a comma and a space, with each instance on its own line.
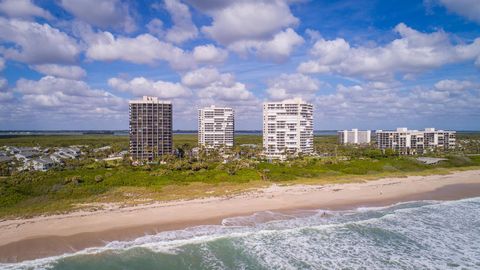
129, 96, 172, 160
263, 98, 314, 159
338, 129, 371, 144
198, 106, 234, 149
376, 127, 456, 155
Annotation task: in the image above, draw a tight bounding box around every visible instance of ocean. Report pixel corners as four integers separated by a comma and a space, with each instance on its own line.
3, 197, 480, 270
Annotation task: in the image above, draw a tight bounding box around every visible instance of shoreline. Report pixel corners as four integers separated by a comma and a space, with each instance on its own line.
1, 169, 480, 263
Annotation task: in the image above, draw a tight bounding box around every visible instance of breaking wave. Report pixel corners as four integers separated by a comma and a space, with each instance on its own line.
3, 197, 480, 270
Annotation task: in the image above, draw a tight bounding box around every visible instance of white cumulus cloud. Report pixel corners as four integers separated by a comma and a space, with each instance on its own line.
434, 79, 476, 92
229, 28, 304, 62
266, 73, 321, 101
146, 18, 164, 38
0, 77, 7, 90
193, 44, 228, 64
180, 67, 260, 121
5, 76, 126, 129
181, 67, 233, 88
311, 79, 480, 129
437, 0, 480, 24
0, 18, 80, 64
84, 31, 195, 70
194, 0, 302, 61
108, 77, 191, 99
200, 0, 298, 44
163, 0, 198, 44
182, 67, 256, 102
298, 23, 480, 80
13, 76, 126, 115
60, 0, 136, 32
0, 0, 53, 20
31, 64, 86, 80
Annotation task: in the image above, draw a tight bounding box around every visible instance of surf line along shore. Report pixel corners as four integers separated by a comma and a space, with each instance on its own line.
1, 169, 480, 263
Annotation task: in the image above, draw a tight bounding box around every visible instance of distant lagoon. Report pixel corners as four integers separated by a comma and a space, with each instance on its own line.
0, 130, 479, 137
0, 130, 340, 136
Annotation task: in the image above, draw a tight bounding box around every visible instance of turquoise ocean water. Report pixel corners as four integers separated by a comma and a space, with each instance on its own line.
3, 197, 480, 270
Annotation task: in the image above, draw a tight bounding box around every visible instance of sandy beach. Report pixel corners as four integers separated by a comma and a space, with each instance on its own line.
2, 169, 480, 263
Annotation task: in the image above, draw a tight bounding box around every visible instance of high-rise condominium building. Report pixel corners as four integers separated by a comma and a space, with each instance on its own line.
198, 106, 234, 149
263, 98, 314, 159
129, 96, 172, 160
376, 127, 456, 155
338, 129, 371, 144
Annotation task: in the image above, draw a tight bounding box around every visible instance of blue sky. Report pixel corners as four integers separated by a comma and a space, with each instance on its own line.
0, 0, 479, 130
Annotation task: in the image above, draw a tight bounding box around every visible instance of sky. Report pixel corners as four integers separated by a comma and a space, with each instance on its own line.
0, 0, 479, 131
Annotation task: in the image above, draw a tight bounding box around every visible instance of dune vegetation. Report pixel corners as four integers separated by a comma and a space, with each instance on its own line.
1, 134, 480, 218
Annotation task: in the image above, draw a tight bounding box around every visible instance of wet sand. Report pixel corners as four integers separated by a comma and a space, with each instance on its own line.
1, 169, 480, 263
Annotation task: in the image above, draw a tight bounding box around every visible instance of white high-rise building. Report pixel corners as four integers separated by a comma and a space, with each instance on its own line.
376, 127, 456, 155
263, 98, 314, 159
338, 129, 371, 144
198, 106, 234, 149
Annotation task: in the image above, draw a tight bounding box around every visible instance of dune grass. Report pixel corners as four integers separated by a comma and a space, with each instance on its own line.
1, 154, 479, 219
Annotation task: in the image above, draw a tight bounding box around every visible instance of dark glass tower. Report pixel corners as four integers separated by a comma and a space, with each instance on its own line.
129, 96, 172, 160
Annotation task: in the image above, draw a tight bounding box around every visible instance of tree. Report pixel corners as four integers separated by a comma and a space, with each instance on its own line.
0, 162, 10, 176
384, 148, 396, 157
364, 149, 383, 159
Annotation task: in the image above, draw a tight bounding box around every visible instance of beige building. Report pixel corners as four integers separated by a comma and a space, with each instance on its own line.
338, 129, 371, 144
129, 96, 172, 160
198, 106, 234, 149
376, 127, 456, 155
263, 98, 314, 159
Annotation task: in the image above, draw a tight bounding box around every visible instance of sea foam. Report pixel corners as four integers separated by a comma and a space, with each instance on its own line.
2, 197, 480, 270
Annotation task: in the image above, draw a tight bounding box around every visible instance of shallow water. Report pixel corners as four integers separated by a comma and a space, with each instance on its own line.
3, 197, 480, 270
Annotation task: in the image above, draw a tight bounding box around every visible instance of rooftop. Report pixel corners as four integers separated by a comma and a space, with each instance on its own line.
376, 128, 456, 133
264, 98, 312, 106
200, 105, 234, 110
129, 96, 172, 104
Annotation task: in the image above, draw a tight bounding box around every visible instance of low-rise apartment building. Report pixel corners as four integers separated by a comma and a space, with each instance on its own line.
376, 127, 456, 155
